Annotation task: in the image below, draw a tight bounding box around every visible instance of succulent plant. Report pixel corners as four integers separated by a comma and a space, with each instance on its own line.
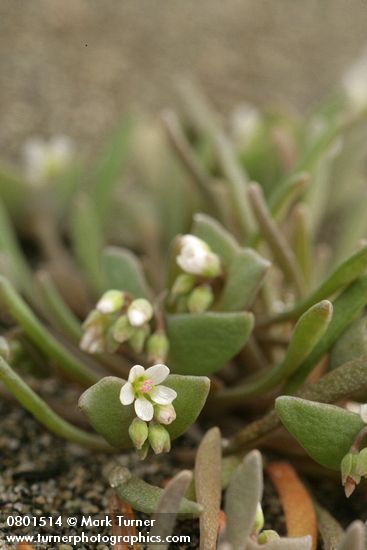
2, 54, 367, 547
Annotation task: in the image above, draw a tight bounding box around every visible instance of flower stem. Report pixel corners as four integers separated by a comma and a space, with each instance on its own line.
0, 275, 98, 386
0, 356, 111, 450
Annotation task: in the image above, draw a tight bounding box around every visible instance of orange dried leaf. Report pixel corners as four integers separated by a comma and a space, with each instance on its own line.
109, 493, 138, 550
218, 510, 226, 534
266, 461, 317, 550
17, 544, 35, 550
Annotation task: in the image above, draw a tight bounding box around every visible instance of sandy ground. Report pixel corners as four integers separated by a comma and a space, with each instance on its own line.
1, 0, 367, 157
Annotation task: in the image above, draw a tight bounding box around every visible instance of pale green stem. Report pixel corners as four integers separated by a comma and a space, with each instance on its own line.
214, 131, 256, 239
248, 183, 306, 296
214, 300, 332, 404
36, 270, 82, 342
225, 355, 367, 454
0, 275, 98, 386
261, 244, 367, 327
291, 203, 313, 288
0, 355, 110, 450
161, 109, 220, 215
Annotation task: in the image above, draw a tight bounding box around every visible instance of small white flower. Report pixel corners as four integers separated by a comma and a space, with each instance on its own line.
23, 135, 74, 187
342, 48, 367, 112
119, 364, 177, 422
127, 299, 153, 328
230, 102, 261, 148
176, 235, 221, 277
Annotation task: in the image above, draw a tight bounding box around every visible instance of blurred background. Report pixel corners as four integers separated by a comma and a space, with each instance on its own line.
1, 0, 367, 160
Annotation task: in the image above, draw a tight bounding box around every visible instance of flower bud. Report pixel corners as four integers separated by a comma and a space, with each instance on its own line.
96, 290, 125, 314
146, 331, 170, 362
112, 315, 134, 343
80, 313, 106, 353
137, 440, 150, 460
187, 285, 214, 314
129, 325, 150, 353
257, 530, 280, 545
0, 336, 10, 361
128, 418, 149, 450
341, 452, 361, 497
148, 423, 171, 454
252, 503, 264, 535
171, 273, 196, 297
154, 404, 176, 425
356, 447, 367, 477
176, 234, 221, 278
341, 452, 359, 484
127, 299, 153, 327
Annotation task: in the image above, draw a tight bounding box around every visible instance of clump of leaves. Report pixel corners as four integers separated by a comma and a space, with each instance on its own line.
1, 51, 367, 546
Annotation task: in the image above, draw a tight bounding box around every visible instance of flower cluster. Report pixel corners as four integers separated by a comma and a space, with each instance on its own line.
80, 290, 169, 361
170, 234, 221, 314
22, 135, 75, 187
120, 363, 177, 457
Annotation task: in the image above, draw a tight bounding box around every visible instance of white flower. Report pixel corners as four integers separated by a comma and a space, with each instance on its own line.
342, 48, 367, 112
176, 235, 221, 277
230, 102, 261, 149
119, 364, 177, 422
23, 135, 74, 187
127, 299, 153, 327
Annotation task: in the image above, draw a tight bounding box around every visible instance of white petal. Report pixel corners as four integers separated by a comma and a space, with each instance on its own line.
134, 397, 154, 421
128, 364, 145, 382
127, 309, 146, 327
145, 364, 169, 384
119, 382, 135, 405
150, 385, 177, 405
360, 404, 367, 423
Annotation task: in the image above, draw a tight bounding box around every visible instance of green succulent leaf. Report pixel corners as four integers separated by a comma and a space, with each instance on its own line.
217, 248, 270, 311
101, 245, 152, 298
90, 117, 133, 218
338, 521, 365, 550
329, 316, 367, 370
195, 427, 222, 550
78, 374, 210, 449
286, 275, 367, 393
108, 466, 201, 516
214, 300, 332, 403
166, 311, 254, 375
277, 244, 367, 322
148, 470, 194, 549
225, 450, 263, 548
70, 193, 104, 294
275, 397, 365, 470
192, 213, 239, 265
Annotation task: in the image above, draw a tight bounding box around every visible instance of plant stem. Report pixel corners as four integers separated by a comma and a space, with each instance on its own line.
248, 183, 306, 297
214, 300, 332, 404
225, 355, 367, 454
160, 109, 220, 214
0, 275, 98, 386
36, 270, 82, 342
0, 356, 111, 450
